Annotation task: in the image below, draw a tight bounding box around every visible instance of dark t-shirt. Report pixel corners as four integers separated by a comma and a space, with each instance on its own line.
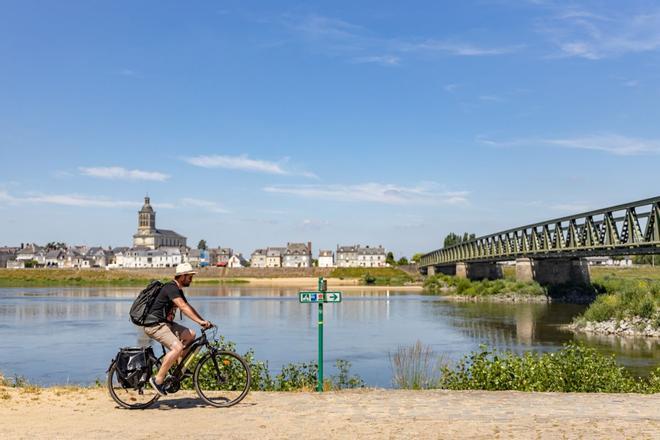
148, 281, 187, 323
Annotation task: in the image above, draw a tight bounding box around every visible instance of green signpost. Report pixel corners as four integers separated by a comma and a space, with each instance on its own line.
298, 277, 342, 392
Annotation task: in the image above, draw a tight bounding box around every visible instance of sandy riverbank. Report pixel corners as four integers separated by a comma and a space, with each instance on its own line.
0, 387, 658, 439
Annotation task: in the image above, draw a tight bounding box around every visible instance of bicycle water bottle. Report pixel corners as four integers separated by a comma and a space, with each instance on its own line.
180, 345, 202, 375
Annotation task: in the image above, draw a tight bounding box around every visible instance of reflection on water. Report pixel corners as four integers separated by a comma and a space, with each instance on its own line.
0, 287, 657, 386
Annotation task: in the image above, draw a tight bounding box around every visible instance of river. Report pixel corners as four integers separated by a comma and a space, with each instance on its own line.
0, 286, 657, 387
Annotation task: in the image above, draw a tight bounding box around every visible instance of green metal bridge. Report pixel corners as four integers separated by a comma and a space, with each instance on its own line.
420, 196, 660, 272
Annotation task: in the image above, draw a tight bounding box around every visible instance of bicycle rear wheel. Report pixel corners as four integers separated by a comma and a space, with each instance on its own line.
193, 350, 251, 408
107, 361, 160, 409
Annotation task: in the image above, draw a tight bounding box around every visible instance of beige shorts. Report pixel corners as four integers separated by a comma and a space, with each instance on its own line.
143, 321, 190, 349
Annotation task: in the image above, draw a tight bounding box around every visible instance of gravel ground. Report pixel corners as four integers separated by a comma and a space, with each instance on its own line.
1, 387, 659, 439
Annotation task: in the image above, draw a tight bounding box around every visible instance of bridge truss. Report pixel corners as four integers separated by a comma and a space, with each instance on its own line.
421, 196, 660, 268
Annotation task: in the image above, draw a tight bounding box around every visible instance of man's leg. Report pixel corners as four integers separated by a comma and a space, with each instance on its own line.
171, 323, 196, 365
144, 323, 186, 385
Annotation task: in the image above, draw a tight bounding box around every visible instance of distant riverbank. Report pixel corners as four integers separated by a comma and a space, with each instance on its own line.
0, 267, 421, 288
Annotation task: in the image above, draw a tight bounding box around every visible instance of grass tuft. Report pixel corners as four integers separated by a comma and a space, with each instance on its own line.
389, 341, 443, 389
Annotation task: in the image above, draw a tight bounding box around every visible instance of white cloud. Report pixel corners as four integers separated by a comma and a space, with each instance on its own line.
184, 154, 317, 178
479, 134, 660, 156
549, 203, 591, 212
300, 218, 330, 231
538, 7, 660, 59
352, 55, 400, 66
263, 182, 468, 205
283, 13, 523, 64
79, 166, 169, 182
52, 170, 74, 179
444, 83, 460, 92
293, 14, 363, 40
398, 40, 523, 56
524, 200, 591, 213
0, 190, 139, 208
180, 198, 229, 214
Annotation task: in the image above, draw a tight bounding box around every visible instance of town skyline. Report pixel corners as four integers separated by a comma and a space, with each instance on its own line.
1, 1, 659, 256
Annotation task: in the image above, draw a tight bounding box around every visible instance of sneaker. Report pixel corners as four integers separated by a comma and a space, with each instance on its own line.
149, 377, 167, 396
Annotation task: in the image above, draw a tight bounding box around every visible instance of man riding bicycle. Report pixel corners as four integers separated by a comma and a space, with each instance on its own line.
143, 262, 213, 395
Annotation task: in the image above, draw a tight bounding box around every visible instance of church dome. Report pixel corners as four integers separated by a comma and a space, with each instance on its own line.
140, 196, 154, 212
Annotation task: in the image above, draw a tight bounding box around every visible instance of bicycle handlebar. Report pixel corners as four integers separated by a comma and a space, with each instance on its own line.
201, 324, 217, 333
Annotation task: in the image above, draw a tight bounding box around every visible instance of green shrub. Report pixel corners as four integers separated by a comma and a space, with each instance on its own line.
438, 343, 657, 393
274, 362, 318, 391
330, 360, 365, 390
577, 278, 660, 326
423, 275, 545, 297
186, 336, 363, 391
362, 273, 376, 285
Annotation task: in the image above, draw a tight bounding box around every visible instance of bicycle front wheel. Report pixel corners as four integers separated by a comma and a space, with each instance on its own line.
193, 350, 251, 407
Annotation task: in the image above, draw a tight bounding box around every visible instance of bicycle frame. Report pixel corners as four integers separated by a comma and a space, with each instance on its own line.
155, 328, 218, 384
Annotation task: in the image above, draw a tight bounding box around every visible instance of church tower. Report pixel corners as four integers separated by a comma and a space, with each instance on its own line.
133, 195, 186, 250
138, 196, 156, 232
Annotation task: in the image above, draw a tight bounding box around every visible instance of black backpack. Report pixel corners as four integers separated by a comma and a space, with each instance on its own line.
129, 280, 164, 326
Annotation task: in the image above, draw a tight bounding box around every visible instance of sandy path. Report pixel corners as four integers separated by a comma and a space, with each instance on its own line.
1, 388, 658, 439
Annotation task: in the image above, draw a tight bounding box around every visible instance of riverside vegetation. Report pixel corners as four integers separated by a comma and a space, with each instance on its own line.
330, 267, 416, 286
8, 340, 657, 395
0, 336, 365, 396
569, 276, 660, 336
423, 274, 546, 298
390, 342, 660, 393
0, 267, 416, 287
183, 336, 365, 392
424, 269, 660, 334
0, 269, 248, 287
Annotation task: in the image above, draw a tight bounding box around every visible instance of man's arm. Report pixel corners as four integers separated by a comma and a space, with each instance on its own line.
172, 297, 211, 328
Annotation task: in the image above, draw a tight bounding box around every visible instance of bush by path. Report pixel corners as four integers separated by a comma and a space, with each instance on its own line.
391, 342, 660, 393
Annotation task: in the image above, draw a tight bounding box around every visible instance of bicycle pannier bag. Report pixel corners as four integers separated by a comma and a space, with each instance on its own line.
129, 280, 163, 326
115, 347, 153, 389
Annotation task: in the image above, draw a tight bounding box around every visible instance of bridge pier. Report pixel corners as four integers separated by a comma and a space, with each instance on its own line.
435, 265, 456, 276
456, 262, 467, 278
456, 262, 503, 281
427, 266, 436, 276
515, 258, 591, 285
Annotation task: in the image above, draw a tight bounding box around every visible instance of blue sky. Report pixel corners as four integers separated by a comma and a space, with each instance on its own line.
1, 0, 659, 257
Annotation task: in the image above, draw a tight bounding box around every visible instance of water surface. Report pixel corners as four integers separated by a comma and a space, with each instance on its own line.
0, 286, 657, 387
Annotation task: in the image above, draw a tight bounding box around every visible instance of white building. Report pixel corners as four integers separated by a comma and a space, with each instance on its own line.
227, 254, 248, 268
250, 249, 267, 268
15, 244, 45, 266
357, 245, 387, 267
266, 247, 286, 268
85, 247, 112, 267
114, 247, 183, 268
318, 250, 335, 268
336, 245, 387, 268
283, 242, 312, 268
336, 245, 358, 267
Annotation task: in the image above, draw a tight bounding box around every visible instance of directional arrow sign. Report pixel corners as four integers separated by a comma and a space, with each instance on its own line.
324, 292, 342, 303
298, 291, 342, 303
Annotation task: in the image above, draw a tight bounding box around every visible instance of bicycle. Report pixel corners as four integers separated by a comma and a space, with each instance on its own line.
107, 326, 251, 409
